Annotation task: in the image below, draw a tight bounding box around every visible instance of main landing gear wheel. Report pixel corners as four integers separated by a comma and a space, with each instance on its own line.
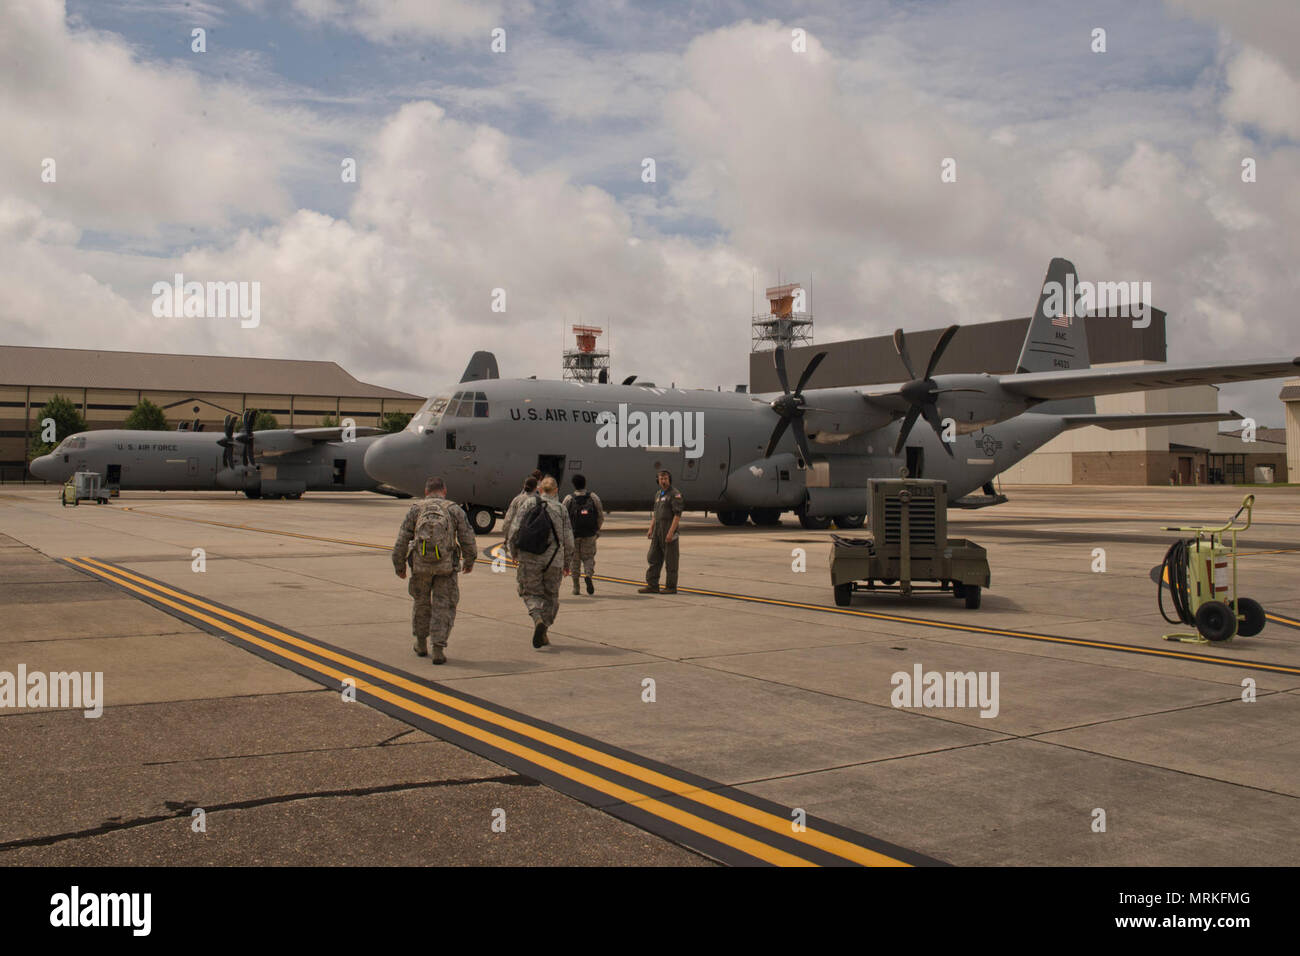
833, 514, 865, 529
716, 510, 749, 527
244, 489, 262, 499
749, 507, 783, 526
1230, 597, 1266, 638
797, 507, 831, 530
1195, 600, 1237, 642
468, 506, 496, 534
833, 582, 853, 606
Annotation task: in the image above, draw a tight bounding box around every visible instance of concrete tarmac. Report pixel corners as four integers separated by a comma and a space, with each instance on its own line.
1, 483, 1297, 865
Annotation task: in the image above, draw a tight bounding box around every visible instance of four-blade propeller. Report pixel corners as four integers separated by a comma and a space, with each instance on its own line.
218, 410, 260, 469
240, 409, 257, 466
764, 349, 828, 464
890, 325, 973, 458
218, 414, 237, 469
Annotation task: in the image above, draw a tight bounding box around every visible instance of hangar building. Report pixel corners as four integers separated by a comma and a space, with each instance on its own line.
1283, 379, 1300, 482
749, 309, 1289, 486
0, 345, 423, 480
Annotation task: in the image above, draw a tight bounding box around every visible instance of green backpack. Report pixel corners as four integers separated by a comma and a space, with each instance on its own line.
412, 499, 457, 575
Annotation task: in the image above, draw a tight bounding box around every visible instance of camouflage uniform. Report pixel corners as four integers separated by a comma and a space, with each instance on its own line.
510, 493, 575, 627
646, 484, 684, 590
392, 496, 477, 652
500, 490, 531, 560
561, 490, 605, 593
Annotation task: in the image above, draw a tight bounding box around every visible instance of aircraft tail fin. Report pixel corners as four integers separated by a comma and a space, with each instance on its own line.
1016, 258, 1092, 374
1016, 258, 1093, 413
460, 351, 499, 382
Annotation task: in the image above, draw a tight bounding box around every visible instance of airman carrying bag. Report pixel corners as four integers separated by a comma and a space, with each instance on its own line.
515, 494, 558, 557
412, 499, 457, 576
569, 492, 598, 538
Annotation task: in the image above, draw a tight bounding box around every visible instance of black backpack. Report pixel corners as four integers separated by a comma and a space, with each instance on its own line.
515, 494, 558, 556
569, 492, 598, 538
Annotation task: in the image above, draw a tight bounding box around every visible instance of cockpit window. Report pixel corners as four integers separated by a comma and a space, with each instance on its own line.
408, 395, 452, 434
407, 391, 485, 431
56, 436, 87, 451
446, 390, 489, 418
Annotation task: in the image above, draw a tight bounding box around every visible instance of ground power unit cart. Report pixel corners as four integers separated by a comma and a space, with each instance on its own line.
830, 477, 990, 609
60, 471, 111, 506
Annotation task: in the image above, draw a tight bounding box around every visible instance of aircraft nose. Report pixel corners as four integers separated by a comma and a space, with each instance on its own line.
29, 454, 58, 481
364, 430, 425, 494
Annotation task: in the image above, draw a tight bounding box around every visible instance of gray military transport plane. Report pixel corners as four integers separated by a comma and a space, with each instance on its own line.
29, 409, 386, 498
364, 258, 1299, 533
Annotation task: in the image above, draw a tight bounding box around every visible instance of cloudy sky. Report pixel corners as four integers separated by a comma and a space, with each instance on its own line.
2, 0, 1297, 422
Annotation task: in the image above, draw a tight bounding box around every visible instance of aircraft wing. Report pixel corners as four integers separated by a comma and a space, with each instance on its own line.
861, 389, 911, 414
250, 426, 384, 457
289, 426, 385, 442
1059, 410, 1243, 431
1000, 358, 1300, 402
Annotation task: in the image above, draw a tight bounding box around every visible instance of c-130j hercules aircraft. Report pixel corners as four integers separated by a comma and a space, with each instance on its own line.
29, 408, 386, 498
363, 258, 1299, 534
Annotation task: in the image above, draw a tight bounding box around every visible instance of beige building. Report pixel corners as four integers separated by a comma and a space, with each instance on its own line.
1283, 379, 1300, 483
1, 345, 423, 479
998, 361, 1288, 486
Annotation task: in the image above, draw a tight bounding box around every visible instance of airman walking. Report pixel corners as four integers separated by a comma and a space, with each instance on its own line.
509, 476, 575, 647
562, 473, 605, 595
392, 476, 476, 665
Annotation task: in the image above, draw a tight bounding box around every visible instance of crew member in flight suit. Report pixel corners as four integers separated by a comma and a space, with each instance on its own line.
639, 470, 682, 594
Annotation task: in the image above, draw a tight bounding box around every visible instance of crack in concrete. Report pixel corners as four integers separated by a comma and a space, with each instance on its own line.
0, 773, 539, 851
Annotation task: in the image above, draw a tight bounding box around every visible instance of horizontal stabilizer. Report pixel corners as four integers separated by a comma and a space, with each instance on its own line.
1059, 410, 1242, 431
1002, 358, 1300, 402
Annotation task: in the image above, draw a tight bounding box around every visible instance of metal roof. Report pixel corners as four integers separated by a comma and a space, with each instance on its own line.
0, 345, 420, 399
1219, 427, 1287, 445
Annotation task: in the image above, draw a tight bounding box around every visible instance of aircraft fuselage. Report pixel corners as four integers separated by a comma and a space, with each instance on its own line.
30, 429, 380, 496
362, 379, 1055, 515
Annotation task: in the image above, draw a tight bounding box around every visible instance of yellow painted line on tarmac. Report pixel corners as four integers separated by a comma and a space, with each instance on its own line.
117, 505, 390, 550
105, 505, 1300, 673
68, 556, 915, 867
483, 546, 1300, 676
